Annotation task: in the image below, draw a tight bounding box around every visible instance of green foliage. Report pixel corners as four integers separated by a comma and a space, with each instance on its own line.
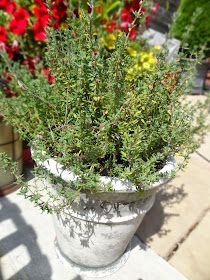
0, 9, 209, 211
171, 0, 210, 56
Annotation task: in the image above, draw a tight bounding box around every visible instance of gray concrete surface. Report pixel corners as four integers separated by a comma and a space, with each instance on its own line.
169, 209, 210, 280
0, 191, 186, 280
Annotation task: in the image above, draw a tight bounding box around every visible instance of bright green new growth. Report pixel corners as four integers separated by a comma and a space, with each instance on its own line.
0, 11, 209, 209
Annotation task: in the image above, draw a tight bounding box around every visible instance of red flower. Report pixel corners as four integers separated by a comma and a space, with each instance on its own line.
9, 7, 29, 35
5, 45, 14, 59
0, 0, 7, 9
13, 7, 29, 21
35, 0, 45, 4
42, 66, 54, 84
52, 2, 67, 20
9, 18, 28, 35
152, 2, 159, 15
97, 4, 102, 14
23, 56, 39, 74
140, 6, 146, 13
0, 26, 7, 42
145, 15, 151, 28
105, 20, 116, 33
120, 8, 132, 23
51, 1, 67, 28
126, 0, 140, 12
120, 8, 133, 32
33, 5, 50, 27
129, 26, 137, 40
0, 0, 16, 14
33, 21, 47, 41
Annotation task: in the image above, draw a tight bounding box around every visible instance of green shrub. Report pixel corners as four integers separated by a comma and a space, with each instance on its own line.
0, 8, 209, 211
171, 0, 210, 56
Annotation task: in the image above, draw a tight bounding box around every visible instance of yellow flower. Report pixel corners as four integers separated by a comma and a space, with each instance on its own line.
60, 22, 68, 30
127, 68, 134, 74
140, 52, 148, 62
127, 47, 137, 57
148, 56, 156, 64
30, 4, 36, 13
142, 62, 151, 70
100, 34, 116, 50
154, 45, 161, 51
134, 63, 142, 71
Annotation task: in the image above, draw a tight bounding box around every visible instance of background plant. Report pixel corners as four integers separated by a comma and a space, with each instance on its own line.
0, 0, 159, 92
170, 0, 210, 57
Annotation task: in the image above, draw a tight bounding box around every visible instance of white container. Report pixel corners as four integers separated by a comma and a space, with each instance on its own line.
37, 155, 175, 268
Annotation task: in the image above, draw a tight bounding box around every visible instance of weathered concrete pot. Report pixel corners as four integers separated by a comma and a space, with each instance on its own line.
0, 117, 23, 195
53, 193, 155, 268
39, 156, 175, 268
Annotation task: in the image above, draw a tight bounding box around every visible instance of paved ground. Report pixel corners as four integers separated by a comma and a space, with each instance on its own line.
0, 191, 186, 280
137, 131, 210, 280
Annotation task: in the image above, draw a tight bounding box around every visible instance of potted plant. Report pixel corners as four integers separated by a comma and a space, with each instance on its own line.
0, 3, 209, 271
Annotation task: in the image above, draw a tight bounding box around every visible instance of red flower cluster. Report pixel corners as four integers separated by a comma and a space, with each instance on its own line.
119, 1, 147, 40
0, 0, 16, 14
9, 7, 29, 35
51, 0, 67, 29
42, 66, 54, 84
0, 25, 7, 42
22, 55, 40, 74
103, 0, 158, 41
32, 0, 68, 40
33, 2, 49, 41
0, 0, 158, 88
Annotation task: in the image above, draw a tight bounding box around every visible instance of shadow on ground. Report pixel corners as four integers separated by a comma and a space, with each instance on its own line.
0, 196, 52, 280
137, 182, 187, 243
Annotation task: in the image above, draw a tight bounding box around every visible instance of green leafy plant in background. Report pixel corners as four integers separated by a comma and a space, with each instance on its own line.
170, 0, 210, 57
0, 6, 209, 212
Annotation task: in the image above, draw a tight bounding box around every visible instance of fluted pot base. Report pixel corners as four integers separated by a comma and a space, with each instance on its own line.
54, 237, 131, 278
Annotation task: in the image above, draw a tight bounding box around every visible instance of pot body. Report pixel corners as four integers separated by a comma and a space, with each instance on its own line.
36, 154, 175, 268
53, 193, 155, 268
0, 119, 22, 192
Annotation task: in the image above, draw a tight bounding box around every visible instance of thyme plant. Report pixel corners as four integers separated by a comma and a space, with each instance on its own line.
0, 7, 209, 211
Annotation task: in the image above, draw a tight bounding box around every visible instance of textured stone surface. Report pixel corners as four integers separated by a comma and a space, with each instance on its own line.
197, 131, 210, 162
0, 191, 186, 280
169, 210, 210, 280
136, 151, 210, 258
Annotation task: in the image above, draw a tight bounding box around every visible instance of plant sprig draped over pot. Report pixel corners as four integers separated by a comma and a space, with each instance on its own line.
0, 7, 209, 212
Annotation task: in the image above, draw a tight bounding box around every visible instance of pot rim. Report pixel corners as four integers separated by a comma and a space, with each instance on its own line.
32, 149, 176, 193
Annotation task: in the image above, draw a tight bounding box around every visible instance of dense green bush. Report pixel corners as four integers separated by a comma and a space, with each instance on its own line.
0, 8, 209, 211
171, 0, 210, 56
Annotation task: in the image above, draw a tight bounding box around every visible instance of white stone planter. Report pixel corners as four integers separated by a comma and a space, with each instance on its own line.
36, 155, 175, 269
0, 118, 23, 195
